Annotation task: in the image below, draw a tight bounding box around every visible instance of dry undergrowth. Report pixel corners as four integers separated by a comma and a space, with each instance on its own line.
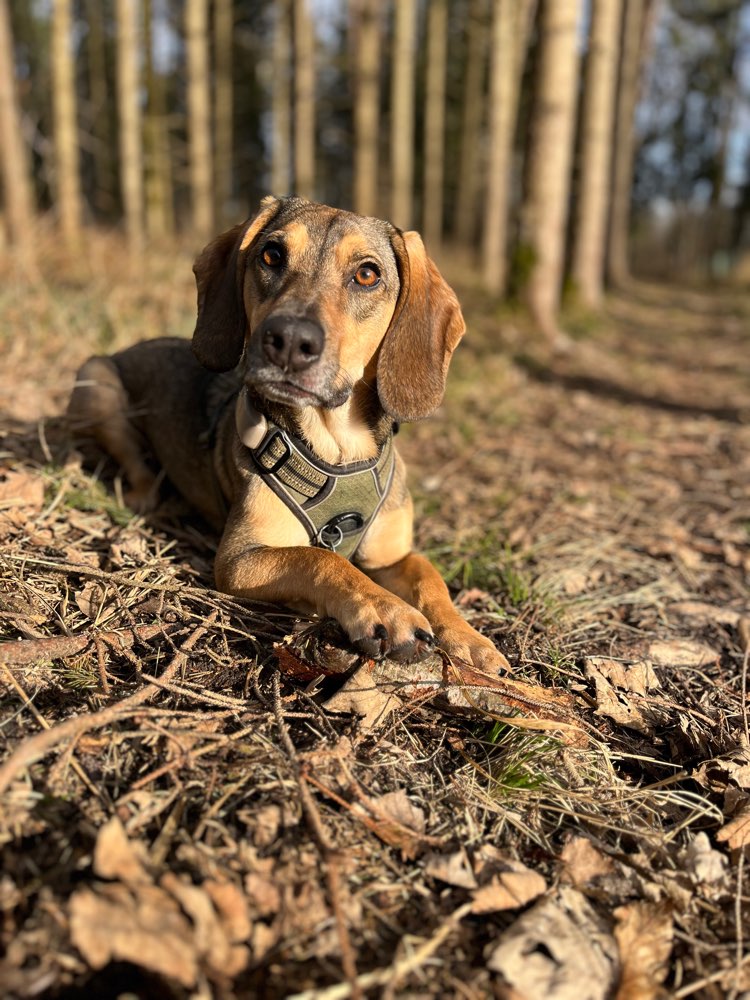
0, 231, 749, 999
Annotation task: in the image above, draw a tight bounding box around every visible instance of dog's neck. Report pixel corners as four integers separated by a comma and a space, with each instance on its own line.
241, 383, 391, 466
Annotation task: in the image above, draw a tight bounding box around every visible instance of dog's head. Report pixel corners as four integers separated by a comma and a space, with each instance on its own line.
192, 196, 465, 422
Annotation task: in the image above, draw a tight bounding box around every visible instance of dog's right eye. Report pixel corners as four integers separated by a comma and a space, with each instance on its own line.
260, 243, 285, 268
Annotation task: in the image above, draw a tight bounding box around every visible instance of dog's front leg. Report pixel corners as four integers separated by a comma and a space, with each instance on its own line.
215, 540, 436, 663
366, 553, 511, 674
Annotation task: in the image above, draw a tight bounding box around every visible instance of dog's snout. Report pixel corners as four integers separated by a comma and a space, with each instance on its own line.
260, 315, 324, 372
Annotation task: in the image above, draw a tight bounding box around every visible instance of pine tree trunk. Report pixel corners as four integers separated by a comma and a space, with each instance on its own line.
453, 0, 488, 247
521, 0, 580, 339
607, 0, 646, 288
0, 0, 35, 264
214, 0, 233, 227
86, 0, 115, 218
52, 0, 82, 245
186, 0, 213, 239
352, 0, 380, 217
423, 0, 448, 250
571, 0, 622, 306
271, 0, 292, 196
116, 0, 144, 251
144, 0, 174, 238
481, 0, 517, 294
390, 0, 416, 230
293, 0, 315, 200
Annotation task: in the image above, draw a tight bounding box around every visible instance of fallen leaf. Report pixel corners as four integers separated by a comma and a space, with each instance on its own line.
161, 873, 248, 978
0, 469, 44, 513
681, 832, 728, 887
486, 887, 617, 1000
586, 657, 659, 696
244, 873, 281, 918
471, 865, 546, 913
74, 582, 114, 623
323, 663, 402, 729
613, 902, 672, 1000
648, 639, 718, 668
585, 660, 652, 734
424, 849, 478, 889
560, 836, 614, 887
93, 817, 150, 886
251, 804, 282, 848
668, 601, 742, 627
204, 879, 252, 943
70, 882, 198, 987
716, 805, 750, 850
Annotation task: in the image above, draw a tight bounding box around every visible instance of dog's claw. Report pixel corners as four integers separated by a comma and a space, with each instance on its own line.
390, 629, 436, 664
355, 624, 390, 660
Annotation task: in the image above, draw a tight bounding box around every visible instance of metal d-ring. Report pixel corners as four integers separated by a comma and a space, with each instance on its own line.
317, 523, 344, 551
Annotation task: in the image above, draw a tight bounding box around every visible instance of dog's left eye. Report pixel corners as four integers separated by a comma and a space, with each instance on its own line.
260, 243, 285, 268
352, 264, 381, 289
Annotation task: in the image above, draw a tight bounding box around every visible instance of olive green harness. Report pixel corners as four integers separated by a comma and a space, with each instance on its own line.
235, 387, 395, 561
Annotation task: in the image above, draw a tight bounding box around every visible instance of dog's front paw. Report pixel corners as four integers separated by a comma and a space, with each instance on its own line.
438, 622, 511, 674
340, 593, 436, 664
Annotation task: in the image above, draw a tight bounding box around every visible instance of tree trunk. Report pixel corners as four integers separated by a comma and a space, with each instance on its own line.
521, 0, 580, 339
390, 0, 416, 230
52, 0, 82, 245
271, 0, 292, 196
144, 0, 174, 238
0, 0, 35, 265
85, 0, 115, 218
186, 0, 213, 239
453, 0, 487, 247
607, 0, 646, 288
293, 0, 315, 200
116, 0, 144, 251
214, 0, 233, 227
422, 0, 448, 250
352, 0, 380, 217
571, 0, 622, 306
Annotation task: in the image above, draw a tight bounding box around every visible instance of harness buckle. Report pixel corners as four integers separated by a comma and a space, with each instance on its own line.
316, 512, 365, 551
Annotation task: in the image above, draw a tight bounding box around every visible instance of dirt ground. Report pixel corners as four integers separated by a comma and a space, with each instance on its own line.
0, 234, 749, 999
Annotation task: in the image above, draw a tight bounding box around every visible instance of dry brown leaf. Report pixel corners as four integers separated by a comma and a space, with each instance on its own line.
251, 804, 282, 848
716, 805, 750, 849
471, 866, 546, 913
204, 879, 252, 943
0, 469, 44, 513
74, 582, 114, 623
244, 872, 281, 918
424, 849, 478, 889
560, 836, 614, 887
92, 817, 150, 886
668, 601, 742, 627
648, 639, 718, 668
586, 657, 659, 696
682, 832, 728, 887
323, 663, 402, 729
486, 887, 617, 1000
613, 902, 673, 1000
373, 789, 426, 833
70, 882, 198, 987
585, 660, 651, 734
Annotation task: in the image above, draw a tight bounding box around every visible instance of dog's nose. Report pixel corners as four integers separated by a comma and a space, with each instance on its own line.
260, 315, 325, 372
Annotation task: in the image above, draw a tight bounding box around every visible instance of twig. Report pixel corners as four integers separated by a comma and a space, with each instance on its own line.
0, 614, 216, 795
272, 671, 361, 999
0, 621, 175, 666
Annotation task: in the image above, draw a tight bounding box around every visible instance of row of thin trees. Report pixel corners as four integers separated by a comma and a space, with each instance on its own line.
0, 0, 655, 334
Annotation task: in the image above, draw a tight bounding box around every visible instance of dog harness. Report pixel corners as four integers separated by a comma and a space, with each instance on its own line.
234, 387, 395, 561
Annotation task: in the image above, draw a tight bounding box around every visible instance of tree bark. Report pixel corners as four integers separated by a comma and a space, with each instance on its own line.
214, 0, 233, 227
607, 0, 646, 288
271, 0, 292, 197
453, 0, 488, 247
390, 0, 416, 230
423, 0, 448, 250
116, 0, 144, 251
85, 0, 115, 218
52, 0, 82, 245
144, 0, 174, 238
0, 0, 35, 265
571, 0, 622, 306
352, 0, 380, 217
186, 0, 213, 239
521, 0, 580, 339
293, 0, 315, 200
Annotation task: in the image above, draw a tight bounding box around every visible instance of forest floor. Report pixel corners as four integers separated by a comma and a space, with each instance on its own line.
0, 233, 749, 1000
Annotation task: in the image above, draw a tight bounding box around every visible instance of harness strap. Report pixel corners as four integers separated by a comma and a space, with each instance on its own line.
235, 387, 395, 561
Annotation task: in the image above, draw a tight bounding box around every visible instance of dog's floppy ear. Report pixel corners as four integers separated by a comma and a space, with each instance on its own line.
377, 230, 466, 422
192, 196, 281, 372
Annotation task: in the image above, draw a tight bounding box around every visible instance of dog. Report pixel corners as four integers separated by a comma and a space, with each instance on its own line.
68, 196, 509, 672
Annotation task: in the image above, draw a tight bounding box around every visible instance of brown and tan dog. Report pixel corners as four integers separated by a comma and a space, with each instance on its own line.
69, 196, 509, 671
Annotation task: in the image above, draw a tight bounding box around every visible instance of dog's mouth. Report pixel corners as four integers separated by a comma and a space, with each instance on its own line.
245, 373, 352, 410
